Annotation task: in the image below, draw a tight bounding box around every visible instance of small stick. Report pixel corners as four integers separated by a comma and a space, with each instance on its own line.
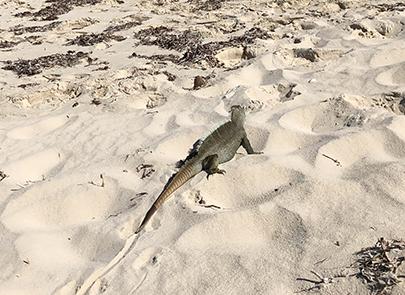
89, 174, 104, 187
0, 171, 8, 182
203, 204, 221, 210
321, 153, 342, 167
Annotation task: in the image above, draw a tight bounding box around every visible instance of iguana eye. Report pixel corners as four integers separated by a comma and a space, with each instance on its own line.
230, 105, 242, 111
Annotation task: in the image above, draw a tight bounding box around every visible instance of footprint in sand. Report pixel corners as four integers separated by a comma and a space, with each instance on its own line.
279, 96, 365, 135
2, 148, 65, 185
7, 114, 71, 140
190, 157, 301, 210
375, 64, 405, 87
314, 130, 399, 178
370, 48, 405, 68
1, 174, 127, 232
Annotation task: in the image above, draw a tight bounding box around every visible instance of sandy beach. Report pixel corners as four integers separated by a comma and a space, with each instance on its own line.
1, 0, 405, 294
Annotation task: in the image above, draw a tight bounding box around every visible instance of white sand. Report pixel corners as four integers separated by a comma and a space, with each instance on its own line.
1, 0, 405, 294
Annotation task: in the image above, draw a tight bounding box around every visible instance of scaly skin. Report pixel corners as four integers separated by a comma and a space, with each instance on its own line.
135, 105, 261, 234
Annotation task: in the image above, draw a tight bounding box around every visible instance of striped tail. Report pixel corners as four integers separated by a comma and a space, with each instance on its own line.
135, 162, 199, 234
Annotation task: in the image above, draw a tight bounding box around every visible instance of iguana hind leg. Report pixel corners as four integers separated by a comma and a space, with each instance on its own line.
202, 154, 226, 179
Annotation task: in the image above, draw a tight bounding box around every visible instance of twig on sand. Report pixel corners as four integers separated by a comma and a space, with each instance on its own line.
321, 153, 342, 167
353, 237, 405, 294
88, 174, 104, 187
202, 204, 221, 210
296, 270, 351, 293
136, 164, 155, 179
10, 175, 46, 191
0, 171, 8, 182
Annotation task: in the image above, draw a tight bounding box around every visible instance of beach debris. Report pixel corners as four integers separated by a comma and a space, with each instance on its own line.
88, 174, 104, 187
15, 0, 103, 21
231, 27, 272, 44
193, 76, 207, 90
137, 26, 202, 51
104, 19, 146, 34
0, 171, 8, 182
194, 191, 221, 210
296, 270, 349, 293
10, 176, 47, 191
11, 21, 62, 35
189, 0, 223, 11
241, 45, 256, 60
278, 83, 301, 102
2, 51, 89, 76
0, 40, 20, 49
344, 113, 365, 127
372, 2, 405, 12
136, 164, 155, 179
161, 71, 176, 81
130, 52, 179, 64
146, 93, 167, 109
354, 238, 405, 294
132, 26, 270, 67
180, 43, 223, 67
321, 154, 342, 167
66, 32, 125, 46
294, 48, 319, 62
130, 192, 148, 202
90, 98, 102, 106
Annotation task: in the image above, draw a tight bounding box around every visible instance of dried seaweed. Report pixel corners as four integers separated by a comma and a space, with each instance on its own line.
230, 27, 272, 44
137, 26, 202, 51
136, 164, 155, 179
11, 21, 62, 35
180, 43, 223, 67
161, 71, 176, 81
294, 48, 319, 62
2, 51, 89, 76
188, 0, 223, 11
15, 0, 102, 21
66, 32, 125, 46
133, 26, 270, 67
372, 2, 405, 12
104, 20, 146, 34
354, 238, 405, 294
0, 40, 19, 49
130, 52, 180, 64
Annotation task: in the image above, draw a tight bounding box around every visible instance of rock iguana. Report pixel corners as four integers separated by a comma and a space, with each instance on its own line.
135, 105, 261, 234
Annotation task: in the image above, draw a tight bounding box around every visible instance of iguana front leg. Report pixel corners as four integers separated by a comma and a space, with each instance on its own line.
202, 154, 226, 179
242, 136, 262, 154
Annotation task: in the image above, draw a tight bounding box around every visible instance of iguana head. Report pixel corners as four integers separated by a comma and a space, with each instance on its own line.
230, 105, 246, 126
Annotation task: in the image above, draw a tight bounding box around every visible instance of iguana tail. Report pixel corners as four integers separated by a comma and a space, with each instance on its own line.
135, 161, 200, 234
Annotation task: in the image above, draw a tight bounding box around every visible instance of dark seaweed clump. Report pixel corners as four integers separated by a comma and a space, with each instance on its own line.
66, 33, 126, 46
230, 27, 272, 44
133, 26, 271, 67
180, 42, 225, 67
104, 19, 148, 34
130, 52, 180, 64
11, 21, 62, 35
0, 41, 19, 49
137, 26, 202, 51
180, 27, 271, 67
354, 238, 405, 294
2, 51, 89, 76
188, 0, 223, 11
372, 2, 405, 12
15, 0, 103, 21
